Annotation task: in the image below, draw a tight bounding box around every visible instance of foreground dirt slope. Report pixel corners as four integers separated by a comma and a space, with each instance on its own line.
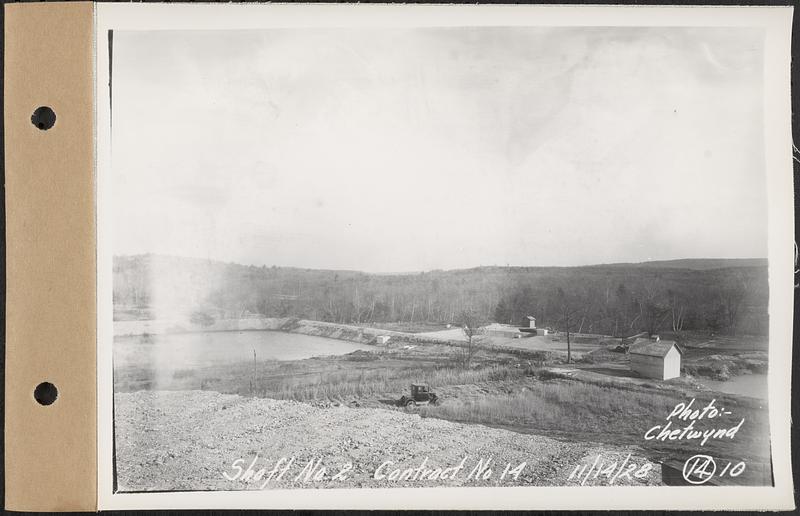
115, 390, 661, 491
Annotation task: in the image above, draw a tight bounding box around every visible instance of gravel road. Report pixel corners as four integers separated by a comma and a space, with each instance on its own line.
115, 390, 662, 491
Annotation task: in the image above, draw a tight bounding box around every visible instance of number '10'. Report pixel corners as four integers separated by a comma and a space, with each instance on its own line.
720, 461, 746, 477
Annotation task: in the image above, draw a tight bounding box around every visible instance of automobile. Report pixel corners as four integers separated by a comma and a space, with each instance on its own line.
398, 383, 439, 408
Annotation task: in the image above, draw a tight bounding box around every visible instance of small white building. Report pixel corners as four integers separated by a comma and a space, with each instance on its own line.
628, 338, 682, 380
376, 335, 391, 345
520, 316, 548, 335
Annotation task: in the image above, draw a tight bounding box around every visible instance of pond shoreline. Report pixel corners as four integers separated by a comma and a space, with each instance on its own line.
114, 317, 766, 388
115, 317, 293, 337
114, 317, 461, 345
699, 373, 768, 400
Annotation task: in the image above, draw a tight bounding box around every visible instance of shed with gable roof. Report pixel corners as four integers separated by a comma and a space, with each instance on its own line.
628, 338, 682, 380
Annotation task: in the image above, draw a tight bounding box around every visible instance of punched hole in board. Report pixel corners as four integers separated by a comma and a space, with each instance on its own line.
34, 382, 58, 406
31, 106, 56, 130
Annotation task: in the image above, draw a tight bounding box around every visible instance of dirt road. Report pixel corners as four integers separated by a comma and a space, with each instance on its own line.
115, 390, 662, 491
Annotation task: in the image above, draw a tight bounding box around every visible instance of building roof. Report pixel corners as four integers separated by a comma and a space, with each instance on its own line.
526, 316, 536, 320
629, 338, 682, 358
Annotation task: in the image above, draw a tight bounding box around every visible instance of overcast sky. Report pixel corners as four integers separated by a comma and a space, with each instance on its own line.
111, 27, 766, 272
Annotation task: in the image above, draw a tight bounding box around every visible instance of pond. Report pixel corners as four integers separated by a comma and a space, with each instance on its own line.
114, 330, 373, 370
702, 374, 768, 400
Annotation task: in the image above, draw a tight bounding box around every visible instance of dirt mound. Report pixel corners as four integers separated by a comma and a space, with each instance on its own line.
343, 349, 380, 361
683, 352, 768, 381
114, 390, 661, 492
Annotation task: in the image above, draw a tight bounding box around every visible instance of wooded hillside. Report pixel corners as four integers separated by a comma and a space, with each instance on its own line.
113, 255, 768, 336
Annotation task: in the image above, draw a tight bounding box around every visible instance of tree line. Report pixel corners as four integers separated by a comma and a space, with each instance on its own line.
113, 254, 768, 336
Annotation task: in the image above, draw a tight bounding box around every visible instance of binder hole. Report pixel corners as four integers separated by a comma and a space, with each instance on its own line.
31, 106, 56, 130
34, 382, 58, 406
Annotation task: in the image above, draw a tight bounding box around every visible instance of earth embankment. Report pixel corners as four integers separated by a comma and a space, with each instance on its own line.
114, 390, 662, 491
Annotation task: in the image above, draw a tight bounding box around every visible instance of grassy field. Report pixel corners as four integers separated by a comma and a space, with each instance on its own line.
114, 328, 772, 481
260, 364, 521, 401
114, 341, 545, 399
419, 377, 769, 464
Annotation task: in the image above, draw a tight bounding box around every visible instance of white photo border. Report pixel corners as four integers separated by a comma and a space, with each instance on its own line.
95, 3, 795, 510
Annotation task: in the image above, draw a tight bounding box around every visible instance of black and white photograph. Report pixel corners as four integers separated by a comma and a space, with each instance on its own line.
95, 3, 794, 510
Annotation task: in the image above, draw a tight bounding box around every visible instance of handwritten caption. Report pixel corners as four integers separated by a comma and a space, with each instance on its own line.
566, 398, 748, 485
224, 399, 749, 488
682, 454, 747, 485
644, 398, 744, 446
223, 455, 526, 488
567, 453, 654, 485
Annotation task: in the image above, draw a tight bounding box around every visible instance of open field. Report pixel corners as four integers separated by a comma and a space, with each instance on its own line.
573, 332, 769, 385
115, 337, 551, 397
482, 334, 602, 357
114, 325, 772, 486
421, 375, 769, 466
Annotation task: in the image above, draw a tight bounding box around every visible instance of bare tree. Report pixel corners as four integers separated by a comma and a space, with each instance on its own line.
634, 283, 670, 337
554, 287, 586, 364
667, 289, 688, 332
458, 309, 483, 369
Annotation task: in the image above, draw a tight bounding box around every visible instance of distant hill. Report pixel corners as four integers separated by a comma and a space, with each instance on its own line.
596, 258, 768, 271
113, 254, 768, 336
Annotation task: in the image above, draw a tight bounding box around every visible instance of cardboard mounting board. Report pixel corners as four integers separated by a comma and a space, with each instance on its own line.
4, 2, 96, 511
2, 1, 796, 512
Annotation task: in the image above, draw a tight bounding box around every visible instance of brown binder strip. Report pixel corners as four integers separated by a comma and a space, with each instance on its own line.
5, 2, 96, 511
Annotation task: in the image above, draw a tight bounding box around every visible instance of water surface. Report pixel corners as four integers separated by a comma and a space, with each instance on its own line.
114, 330, 372, 369
702, 374, 768, 400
